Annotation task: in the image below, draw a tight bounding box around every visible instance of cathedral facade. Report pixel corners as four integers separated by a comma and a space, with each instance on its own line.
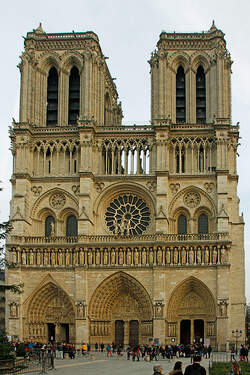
6, 23, 245, 350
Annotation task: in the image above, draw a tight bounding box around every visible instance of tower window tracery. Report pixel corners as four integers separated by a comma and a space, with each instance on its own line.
46, 67, 58, 126
68, 66, 80, 125
178, 214, 187, 234
198, 213, 208, 234
66, 215, 78, 237
176, 66, 186, 123
196, 66, 206, 123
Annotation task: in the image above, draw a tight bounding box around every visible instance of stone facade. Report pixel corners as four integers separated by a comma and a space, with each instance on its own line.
6, 22, 245, 350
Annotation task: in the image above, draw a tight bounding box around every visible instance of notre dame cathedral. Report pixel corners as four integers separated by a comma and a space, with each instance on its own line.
6, 22, 245, 350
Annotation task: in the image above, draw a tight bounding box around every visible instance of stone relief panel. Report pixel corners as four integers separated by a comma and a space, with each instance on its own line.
75, 301, 86, 319
9, 302, 19, 318
154, 301, 164, 318
168, 322, 177, 337
218, 299, 228, 317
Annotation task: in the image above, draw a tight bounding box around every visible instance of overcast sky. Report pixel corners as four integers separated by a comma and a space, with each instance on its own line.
1, 0, 249, 301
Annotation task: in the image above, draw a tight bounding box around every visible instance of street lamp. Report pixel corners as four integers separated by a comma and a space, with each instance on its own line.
232, 330, 242, 354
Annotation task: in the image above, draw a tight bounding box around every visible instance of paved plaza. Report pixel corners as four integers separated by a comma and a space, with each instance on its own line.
51, 352, 211, 375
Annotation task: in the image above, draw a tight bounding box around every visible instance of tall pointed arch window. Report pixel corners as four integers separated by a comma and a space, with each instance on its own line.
104, 93, 112, 126
196, 66, 206, 123
176, 66, 186, 123
178, 214, 187, 234
45, 216, 55, 237
66, 215, 78, 237
68, 67, 80, 125
198, 213, 208, 234
46, 67, 58, 126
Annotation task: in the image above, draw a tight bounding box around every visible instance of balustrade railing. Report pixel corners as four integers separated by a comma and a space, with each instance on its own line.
9, 232, 229, 245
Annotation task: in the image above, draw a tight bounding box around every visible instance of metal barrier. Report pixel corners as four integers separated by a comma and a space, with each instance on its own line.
0, 352, 55, 374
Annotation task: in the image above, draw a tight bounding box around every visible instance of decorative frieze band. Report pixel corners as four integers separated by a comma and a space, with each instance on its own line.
10, 244, 230, 268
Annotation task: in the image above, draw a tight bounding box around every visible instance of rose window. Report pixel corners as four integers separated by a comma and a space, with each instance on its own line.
105, 194, 150, 236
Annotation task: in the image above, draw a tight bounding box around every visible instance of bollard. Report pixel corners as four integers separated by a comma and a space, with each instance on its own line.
145, 355, 150, 362
90, 354, 95, 360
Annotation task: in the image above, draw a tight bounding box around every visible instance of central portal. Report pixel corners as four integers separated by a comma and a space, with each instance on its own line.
88, 272, 153, 345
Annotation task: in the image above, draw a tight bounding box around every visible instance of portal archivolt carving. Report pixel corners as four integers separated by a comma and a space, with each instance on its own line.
167, 276, 216, 322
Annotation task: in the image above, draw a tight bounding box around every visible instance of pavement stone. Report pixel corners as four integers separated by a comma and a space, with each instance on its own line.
51, 352, 211, 374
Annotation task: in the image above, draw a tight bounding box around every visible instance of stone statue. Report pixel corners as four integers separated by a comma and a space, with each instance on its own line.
10, 303, 18, 318
79, 249, 84, 265
51, 251, 56, 266
174, 249, 178, 264
155, 302, 163, 318
111, 249, 116, 265
36, 250, 41, 266
119, 250, 123, 265
58, 250, 63, 266
88, 250, 93, 265
127, 249, 132, 265
220, 245, 228, 263
141, 249, 146, 265
213, 248, 217, 264
103, 249, 108, 265
181, 248, 186, 265
96, 250, 100, 265
76, 302, 85, 318
149, 249, 154, 264
205, 247, 210, 264
22, 251, 26, 265
43, 251, 48, 266
134, 249, 139, 265
66, 250, 71, 266
166, 248, 171, 264
50, 221, 55, 236
29, 251, 34, 266
196, 248, 201, 264
189, 248, 194, 265
157, 249, 162, 264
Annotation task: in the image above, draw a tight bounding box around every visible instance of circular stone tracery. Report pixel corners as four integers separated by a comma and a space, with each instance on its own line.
49, 193, 66, 209
183, 191, 201, 208
105, 194, 150, 236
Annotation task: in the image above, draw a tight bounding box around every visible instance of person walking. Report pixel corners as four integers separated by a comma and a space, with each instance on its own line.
106, 343, 112, 357
184, 355, 206, 375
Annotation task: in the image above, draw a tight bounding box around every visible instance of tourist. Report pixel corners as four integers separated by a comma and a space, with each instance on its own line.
184, 355, 206, 375
95, 342, 98, 352
153, 365, 164, 374
169, 361, 183, 375
107, 343, 112, 357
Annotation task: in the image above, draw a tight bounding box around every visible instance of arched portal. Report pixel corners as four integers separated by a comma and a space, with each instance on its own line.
167, 277, 216, 346
88, 272, 153, 346
25, 282, 75, 343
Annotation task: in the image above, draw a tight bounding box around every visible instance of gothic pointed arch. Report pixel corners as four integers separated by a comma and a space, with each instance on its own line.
23, 275, 75, 342
88, 272, 153, 345
89, 271, 153, 320
167, 276, 216, 322
46, 67, 58, 126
